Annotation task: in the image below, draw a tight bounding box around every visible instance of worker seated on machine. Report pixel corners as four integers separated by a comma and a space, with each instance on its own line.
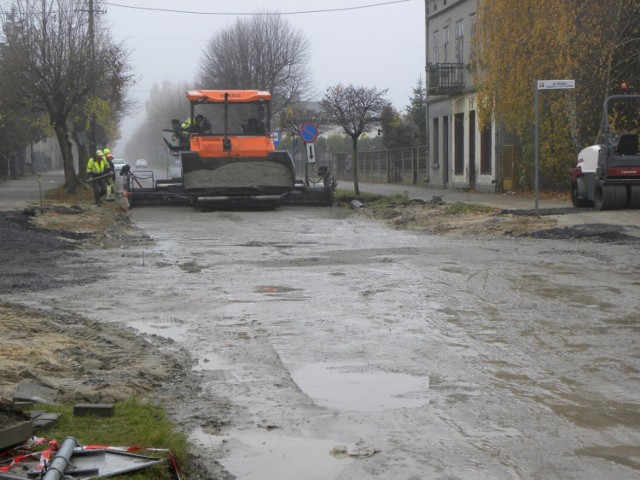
192, 114, 212, 134
179, 114, 211, 137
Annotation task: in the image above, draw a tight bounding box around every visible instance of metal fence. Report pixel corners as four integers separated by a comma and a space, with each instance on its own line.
323, 146, 428, 186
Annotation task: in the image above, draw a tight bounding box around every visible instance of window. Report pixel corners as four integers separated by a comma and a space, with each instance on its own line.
433, 118, 440, 166
455, 20, 464, 63
469, 110, 476, 186
443, 116, 449, 183
481, 123, 492, 174
443, 26, 449, 63
454, 113, 464, 174
433, 30, 440, 63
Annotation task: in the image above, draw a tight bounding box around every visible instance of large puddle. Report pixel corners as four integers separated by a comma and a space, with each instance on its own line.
128, 319, 189, 342
192, 428, 352, 480
291, 362, 429, 412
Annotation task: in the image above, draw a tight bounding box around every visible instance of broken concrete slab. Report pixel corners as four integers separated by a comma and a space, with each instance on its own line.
28, 409, 46, 419
73, 403, 114, 417
0, 420, 33, 450
32, 412, 60, 431
12, 380, 57, 404
0, 399, 32, 449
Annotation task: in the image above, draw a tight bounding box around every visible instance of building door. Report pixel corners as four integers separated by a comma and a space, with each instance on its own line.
433, 117, 439, 167
469, 110, 476, 187
454, 113, 464, 175
442, 115, 449, 185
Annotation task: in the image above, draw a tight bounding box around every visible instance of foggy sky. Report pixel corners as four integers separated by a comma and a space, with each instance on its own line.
104, 0, 425, 148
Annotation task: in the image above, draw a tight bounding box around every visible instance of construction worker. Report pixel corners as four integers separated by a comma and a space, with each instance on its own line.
86, 149, 110, 205
180, 114, 209, 136
103, 148, 116, 201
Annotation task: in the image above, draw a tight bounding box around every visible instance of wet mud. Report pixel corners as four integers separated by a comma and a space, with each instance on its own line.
2, 203, 640, 479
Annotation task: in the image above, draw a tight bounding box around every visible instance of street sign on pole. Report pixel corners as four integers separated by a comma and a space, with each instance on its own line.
534, 79, 575, 214
299, 122, 319, 144
306, 143, 316, 164
537, 80, 575, 90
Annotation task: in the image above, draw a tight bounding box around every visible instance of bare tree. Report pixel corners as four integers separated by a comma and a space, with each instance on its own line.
321, 84, 389, 195
198, 13, 312, 118
278, 104, 322, 138
0, 95, 43, 177
0, 0, 132, 192
123, 81, 192, 163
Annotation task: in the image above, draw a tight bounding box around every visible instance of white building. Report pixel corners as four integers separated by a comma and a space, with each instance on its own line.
426, 0, 504, 191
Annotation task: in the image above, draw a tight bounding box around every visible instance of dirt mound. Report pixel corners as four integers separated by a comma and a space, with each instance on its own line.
354, 198, 640, 243
0, 301, 194, 404
0, 202, 180, 403
0, 398, 30, 427
354, 198, 557, 236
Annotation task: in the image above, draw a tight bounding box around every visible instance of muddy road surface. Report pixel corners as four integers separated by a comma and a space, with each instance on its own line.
3, 197, 640, 479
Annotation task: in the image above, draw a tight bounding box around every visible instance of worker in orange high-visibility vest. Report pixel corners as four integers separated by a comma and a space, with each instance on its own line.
103, 149, 116, 201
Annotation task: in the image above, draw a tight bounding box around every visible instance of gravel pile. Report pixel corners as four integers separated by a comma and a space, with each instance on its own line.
183, 161, 291, 190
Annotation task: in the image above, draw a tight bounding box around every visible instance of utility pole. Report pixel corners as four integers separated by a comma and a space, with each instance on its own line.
88, 0, 96, 157
424, 0, 430, 184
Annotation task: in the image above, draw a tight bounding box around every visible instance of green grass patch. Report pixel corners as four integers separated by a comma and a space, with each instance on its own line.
445, 202, 498, 215
30, 397, 187, 479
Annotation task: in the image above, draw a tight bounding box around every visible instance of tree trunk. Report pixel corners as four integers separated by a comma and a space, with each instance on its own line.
53, 122, 77, 193
73, 132, 89, 179
351, 135, 359, 196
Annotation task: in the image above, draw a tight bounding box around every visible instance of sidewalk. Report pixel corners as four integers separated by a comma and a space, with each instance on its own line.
1, 170, 571, 212
0, 170, 66, 210
356, 182, 571, 210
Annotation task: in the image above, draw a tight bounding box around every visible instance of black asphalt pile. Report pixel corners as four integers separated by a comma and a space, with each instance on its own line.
0, 210, 92, 293
502, 207, 585, 216
520, 223, 640, 244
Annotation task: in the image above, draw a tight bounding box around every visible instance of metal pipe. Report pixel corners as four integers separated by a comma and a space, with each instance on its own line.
223, 93, 231, 152
43, 436, 78, 480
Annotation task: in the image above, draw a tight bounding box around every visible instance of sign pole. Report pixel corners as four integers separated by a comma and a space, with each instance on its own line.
533, 79, 575, 215
304, 141, 309, 186
534, 80, 540, 214
298, 122, 319, 188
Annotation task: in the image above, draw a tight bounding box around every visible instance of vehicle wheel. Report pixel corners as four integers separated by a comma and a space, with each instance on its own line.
628, 185, 640, 209
594, 182, 627, 210
571, 181, 589, 208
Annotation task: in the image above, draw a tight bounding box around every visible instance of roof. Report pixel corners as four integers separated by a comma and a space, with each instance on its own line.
186, 90, 271, 103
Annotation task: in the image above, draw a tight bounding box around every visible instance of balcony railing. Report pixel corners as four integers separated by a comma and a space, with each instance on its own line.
427, 63, 465, 96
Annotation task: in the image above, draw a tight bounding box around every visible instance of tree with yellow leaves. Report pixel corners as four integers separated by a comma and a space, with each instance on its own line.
472, 0, 640, 189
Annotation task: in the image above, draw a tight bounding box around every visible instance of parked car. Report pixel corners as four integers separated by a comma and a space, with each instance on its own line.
134, 159, 148, 169
112, 158, 126, 172
168, 159, 182, 179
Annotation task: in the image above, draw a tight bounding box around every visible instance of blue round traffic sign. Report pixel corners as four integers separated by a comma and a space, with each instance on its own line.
299, 122, 319, 143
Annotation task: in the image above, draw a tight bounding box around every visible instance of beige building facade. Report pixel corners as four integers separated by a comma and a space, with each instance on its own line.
426, 0, 501, 191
